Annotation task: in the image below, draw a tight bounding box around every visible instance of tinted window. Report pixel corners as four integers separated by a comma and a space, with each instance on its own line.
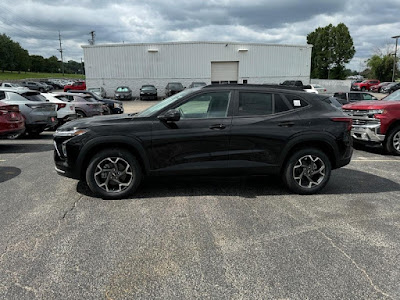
348, 93, 362, 101
238, 92, 272, 116
274, 94, 290, 113
0, 91, 5, 100
333, 93, 346, 100
21, 93, 46, 102
176, 92, 230, 119
283, 94, 309, 109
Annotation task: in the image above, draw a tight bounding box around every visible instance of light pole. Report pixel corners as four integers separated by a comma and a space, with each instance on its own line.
392, 35, 400, 82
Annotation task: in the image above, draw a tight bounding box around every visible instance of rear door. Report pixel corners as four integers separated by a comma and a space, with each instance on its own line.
228, 90, 301, 173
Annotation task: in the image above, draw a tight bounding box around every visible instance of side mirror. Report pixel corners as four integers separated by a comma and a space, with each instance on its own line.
158, 109, 181, 122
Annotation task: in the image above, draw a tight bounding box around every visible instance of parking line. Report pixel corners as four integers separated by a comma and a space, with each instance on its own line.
352, 159, 400, 162
0, 160, 5, 162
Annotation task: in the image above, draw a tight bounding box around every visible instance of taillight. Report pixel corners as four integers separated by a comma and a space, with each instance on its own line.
57, 103, 66, 110
331, 117, 353, 131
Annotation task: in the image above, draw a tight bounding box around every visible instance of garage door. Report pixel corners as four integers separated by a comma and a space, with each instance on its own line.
211, 61, 238, 84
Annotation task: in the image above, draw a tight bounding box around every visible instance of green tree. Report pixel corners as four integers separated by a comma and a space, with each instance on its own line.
0, 34, 14, 72
367, 54, 398, 81
307, 23, 355, 79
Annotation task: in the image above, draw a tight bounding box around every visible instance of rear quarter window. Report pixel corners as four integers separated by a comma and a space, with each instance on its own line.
283, 94, 309, 109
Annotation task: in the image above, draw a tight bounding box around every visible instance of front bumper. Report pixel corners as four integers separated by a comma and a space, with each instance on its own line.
351, 123, 385, 143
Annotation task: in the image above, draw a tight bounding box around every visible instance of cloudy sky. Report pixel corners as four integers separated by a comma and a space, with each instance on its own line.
1, 0, 400, 71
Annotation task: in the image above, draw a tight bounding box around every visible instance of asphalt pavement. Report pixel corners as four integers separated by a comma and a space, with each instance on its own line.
0, 98, 400, 299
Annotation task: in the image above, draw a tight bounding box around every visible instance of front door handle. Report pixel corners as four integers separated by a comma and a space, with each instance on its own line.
278, 122, 295, 127
209, 124, 226, 130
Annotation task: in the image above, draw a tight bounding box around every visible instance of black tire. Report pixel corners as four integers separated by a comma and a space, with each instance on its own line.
383, 126, 400, 156
86, 148, 142, 199
361, 87, 366, 91
76, 110, 86, 118
282, 148, 332, 195
39, 88, 44, 92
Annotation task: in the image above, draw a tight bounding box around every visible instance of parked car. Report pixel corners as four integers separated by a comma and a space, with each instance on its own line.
41, 93, 76, 127
370, 82, 392, 93
88, 87, 107, 98
68, 90, 124, 114
54, 84, 353, 199
0, 82, 30, 91
165, 82, 185, 97
381, 82, 400, 94
280, 80, 304, 87
0, 99, 25, 139
64, 81, 86, 92
333, 92, 378, 105
140, 85, 158, 100
52, 92, 103, 118
343, 89, 400, 155
38, 81, 54, 91
20, 81, 51, 92
309, 84, 327, 94
350, 80, 363, 90
278, 80, 316, 93
351, 79, 380, 91
114, 86, 132, 100
0, 89, 57, 136
188, 82, 207, 88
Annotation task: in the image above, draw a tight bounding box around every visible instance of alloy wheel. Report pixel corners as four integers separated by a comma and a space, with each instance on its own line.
94, 157, 134, 193
393, 131, 400, 152
292, 155, 326, 188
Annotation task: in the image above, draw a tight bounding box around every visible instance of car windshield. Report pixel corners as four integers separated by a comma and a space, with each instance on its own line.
136, 88, 200, 117
169, 83, 183, 89
382, 89, 400, 101
116, 87, 129, 92
142, 86, 155, 91
21, 92, 46, 102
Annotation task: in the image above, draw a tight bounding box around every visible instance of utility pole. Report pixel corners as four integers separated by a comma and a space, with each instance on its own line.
89, 31, 96, 45
392, 35, 400, 82
57, 31, 64, 76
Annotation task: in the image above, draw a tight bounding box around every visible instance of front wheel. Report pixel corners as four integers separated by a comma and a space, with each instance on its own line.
384, 126, 400, 155
282, 148, 331, 194
361, 87, 366, 91
86, 148, 142, 199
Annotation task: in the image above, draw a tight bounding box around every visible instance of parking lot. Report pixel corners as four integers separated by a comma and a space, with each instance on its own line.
1, 99, 400, 299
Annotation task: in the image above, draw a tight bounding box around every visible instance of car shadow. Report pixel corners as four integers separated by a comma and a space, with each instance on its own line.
76, 168, 399, 200
353, 142, 386, 155
0, 166, 21, 183
0, 144, 54, 154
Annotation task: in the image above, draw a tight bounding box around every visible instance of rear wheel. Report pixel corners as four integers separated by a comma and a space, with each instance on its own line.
282, 148, 331, 194
76, 110, 86, 118
86, 148, 142, 199
384, 126, 400, 155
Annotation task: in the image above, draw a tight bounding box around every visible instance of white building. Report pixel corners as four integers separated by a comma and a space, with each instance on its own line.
82, 41, 312, 98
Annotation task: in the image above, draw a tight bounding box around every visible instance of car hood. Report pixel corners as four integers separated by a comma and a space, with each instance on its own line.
58, 114, 133, 131
342, 100, 400, 109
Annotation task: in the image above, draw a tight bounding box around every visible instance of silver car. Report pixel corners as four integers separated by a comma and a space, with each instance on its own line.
52, 92, 103, 118
0, 89, 57, 136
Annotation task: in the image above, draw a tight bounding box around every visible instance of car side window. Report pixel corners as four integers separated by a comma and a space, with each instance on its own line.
238, 92, 273, 116
274, 94, 291, 113
283, 94, 309, 109
362, 94, 373, 100
175, 92, 230, 119
349, 93, 361, 101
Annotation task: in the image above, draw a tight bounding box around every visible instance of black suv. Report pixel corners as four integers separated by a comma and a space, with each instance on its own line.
54, 84, 353, 199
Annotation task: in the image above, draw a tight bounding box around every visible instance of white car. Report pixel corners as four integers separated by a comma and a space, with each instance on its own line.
306, 84, 327, 94
0, 82, 30, 91
41, 93, 76, 126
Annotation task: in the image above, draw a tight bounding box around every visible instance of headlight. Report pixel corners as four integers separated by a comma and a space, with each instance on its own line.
140, 92, 144, 94
115, 93, 120, 97
368, 109, 385, 114
55, 128, 88, 137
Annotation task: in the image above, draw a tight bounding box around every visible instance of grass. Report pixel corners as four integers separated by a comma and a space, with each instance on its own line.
0, 71, 85, 81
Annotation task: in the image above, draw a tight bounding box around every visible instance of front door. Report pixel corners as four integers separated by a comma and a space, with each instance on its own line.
150, 90, 233, 174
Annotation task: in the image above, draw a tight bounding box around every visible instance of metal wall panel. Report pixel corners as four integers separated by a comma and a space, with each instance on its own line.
82, 42, 312, 96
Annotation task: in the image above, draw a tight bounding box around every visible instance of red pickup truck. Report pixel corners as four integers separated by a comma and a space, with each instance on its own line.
64, 81, 86, 92
351, 79, 380, 91
342, 91, 400, 155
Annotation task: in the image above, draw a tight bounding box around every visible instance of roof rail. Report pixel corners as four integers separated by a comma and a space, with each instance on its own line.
203, 83, 305, 91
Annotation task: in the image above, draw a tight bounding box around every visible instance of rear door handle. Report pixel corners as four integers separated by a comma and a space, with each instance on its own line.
278, 122, 295, 127
209, 124, 226, 130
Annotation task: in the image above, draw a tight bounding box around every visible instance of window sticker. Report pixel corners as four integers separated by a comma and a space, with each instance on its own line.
293, 100, 301, 107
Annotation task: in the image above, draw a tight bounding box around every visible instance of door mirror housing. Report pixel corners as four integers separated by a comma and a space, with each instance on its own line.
158, 109, 181, 122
